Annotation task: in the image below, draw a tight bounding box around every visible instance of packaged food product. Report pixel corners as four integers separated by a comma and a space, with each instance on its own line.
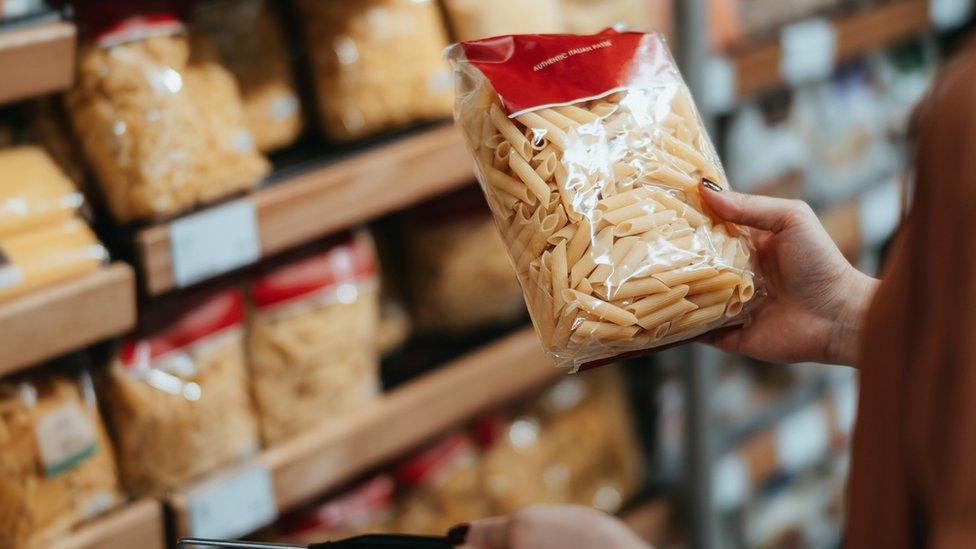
101, 288, 260, 496
270, 475, 394, 544
448, 30, 763, 370
247, 234, 381, 445
481, 366, 642, 514
394, 433, 489, 535
562, 0, 652, 34
297, 0, 453, 140
0, 219, 108, 302
439, 0, 564, 41
377, 298, 412, 357
65, 3, 270, 222
405, 188, 524, 334
191, 0, 303, 152
0, 147, 84, 239
0, 366, 123, 547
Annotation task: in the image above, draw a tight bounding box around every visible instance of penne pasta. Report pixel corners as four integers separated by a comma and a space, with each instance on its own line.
607, 277, 670, 301
554, 104, 600, 124
536, 108, 579, 131
509, 153, 552, 204
563, 289, 639, 326
516, 111, 570, 149
637, 299, 698, 331
626, 285, 690, 317
687, 272, 743, 295
602, 200, 659, 225
688, 287, 735, 309
616, 211, 679, 236
490, 103, 533, 159
669, 303, 725, 334
571, 321, 639, 343
653, 265, 718, 287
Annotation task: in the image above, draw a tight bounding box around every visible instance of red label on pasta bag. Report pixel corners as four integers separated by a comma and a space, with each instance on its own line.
277, 475, 394, 536
395, 433, 476, 487
120, 289, 244, 369
250, 234, 377, 310
74, 0, 185, 47
459, 29, 657, 116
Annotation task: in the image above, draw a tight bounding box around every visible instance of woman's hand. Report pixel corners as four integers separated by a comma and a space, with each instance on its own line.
451, 505, 651, 549
700, 181, 878, 366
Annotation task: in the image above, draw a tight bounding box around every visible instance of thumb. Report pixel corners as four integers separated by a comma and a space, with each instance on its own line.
699, 180, 810, 233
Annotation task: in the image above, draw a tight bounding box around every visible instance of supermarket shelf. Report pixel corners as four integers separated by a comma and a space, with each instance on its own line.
0, 263, 136, 376
0, 20, 76, 105
733, 0, 931, 99
136, 124, 472, 295
170, 327, 557, 537
50, 499, 165, 549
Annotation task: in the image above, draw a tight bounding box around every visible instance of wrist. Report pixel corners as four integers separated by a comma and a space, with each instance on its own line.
825, 270, 879, 366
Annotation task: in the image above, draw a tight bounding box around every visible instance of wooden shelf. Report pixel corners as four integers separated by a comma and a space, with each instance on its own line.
0, 20, 76, 105
169, 327, 557, 538
0, 263, 137, 376
733, 0, 931, 99
50, 499, 165, 549
136, 124, 473, 295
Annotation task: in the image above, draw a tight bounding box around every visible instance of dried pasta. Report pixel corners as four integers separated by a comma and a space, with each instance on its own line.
449, 30, 762, 370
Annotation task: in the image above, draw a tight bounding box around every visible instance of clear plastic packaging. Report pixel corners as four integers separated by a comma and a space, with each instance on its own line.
405, 188, 525, 334
448, 30, 763, 370
297, 0, 453, 141
0, 219, 108, 302
0, 365, 123, 547
394, 433, 489, 535
246, 234, 381, 445
65, 5, 270, 222
191, 0, 303, 152
0, 147, 84, 239
101, 288, 260, 497
439, 0, 564, 41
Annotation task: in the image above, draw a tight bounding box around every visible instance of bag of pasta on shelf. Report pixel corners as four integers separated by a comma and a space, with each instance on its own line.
448, 30, 763, 370
101, 288, 260, 497
247, 233, 381, 445
65, 1, 270, 222
0, 362, 124, 547
296, 0, 453, 140
405, 187, 525, 334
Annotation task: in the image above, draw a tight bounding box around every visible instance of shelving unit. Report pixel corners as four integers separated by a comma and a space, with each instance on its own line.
169, 327, 558, 538
135, 124, 472, 295
50, 500, 165, 549
0, 20, 76, 105
731, 0, 931, 99
0, 263, 136, 376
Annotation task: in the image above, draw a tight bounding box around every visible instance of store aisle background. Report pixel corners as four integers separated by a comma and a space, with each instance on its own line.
0, 1, 971, 548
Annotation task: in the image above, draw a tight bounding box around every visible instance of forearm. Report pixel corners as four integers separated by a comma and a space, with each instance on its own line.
825, 270, 880, 367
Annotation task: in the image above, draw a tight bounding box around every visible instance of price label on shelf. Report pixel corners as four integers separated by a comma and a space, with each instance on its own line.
702, 56, 737, 115
931, 0, 974, 30
170, 200, 260, 288
187, 465, 277, 539
779, 18, 837, 86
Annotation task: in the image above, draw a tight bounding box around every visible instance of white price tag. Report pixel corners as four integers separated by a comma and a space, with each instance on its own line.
931, 0, 974, 30
702, 56, 737, 115
187, 466, 277, 539
775, 405, 829, 472
170, 200, 260, 288
779, 18, 837, 85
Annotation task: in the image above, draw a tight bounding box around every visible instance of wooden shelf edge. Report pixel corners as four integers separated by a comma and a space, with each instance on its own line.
734, 0, 931, 99
170, 327, 559, 537
50, 499, 166, 549
0, 263, 137, 376
138, 124, 473, 296
0, 20, 76, 105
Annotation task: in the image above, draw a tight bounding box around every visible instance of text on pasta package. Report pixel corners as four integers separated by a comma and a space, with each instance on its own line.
532, 40, 613, 72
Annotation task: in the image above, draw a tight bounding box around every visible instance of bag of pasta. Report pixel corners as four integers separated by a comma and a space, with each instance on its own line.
448, 30, 762, 370
66, 1, 270, 222
247, 233, 381, 445
296, 0, 453, 141
101, 288, 260, 497
0, 362, 123, 547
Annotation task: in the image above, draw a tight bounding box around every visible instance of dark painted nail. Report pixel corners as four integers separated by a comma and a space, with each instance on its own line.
447, 523, 470, 545
701, 178, 722, 192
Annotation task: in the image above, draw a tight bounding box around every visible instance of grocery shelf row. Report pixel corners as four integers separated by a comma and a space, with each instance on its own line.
168, 327, 557, 538
49, 499, 165, 549
0, 262, 135, 376
0, 19, 75, 106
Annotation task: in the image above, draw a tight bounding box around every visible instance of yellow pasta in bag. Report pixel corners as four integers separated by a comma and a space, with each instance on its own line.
448, 30, 763, 370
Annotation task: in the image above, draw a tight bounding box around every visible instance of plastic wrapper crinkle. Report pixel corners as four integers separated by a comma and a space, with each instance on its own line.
247, 234, 381, 445
405, 188, 524, 334
297, 0, 453, 140
65, 6, 270, 222
0, 366, 123, 547
448, 30, 763, 370
101, 288, 260, 497
192, 0, 303, 152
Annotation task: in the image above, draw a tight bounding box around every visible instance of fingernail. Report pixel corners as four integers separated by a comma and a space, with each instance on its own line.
447, 523, 470, 545
701, 178, 722, 192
